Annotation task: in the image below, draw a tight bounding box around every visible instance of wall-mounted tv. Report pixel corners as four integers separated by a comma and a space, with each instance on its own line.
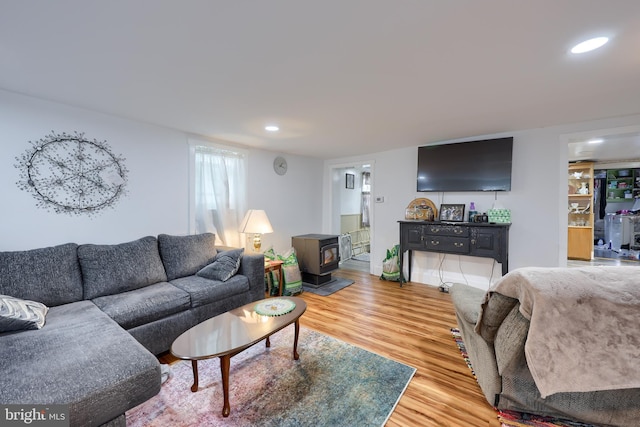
417, 137, 513, 192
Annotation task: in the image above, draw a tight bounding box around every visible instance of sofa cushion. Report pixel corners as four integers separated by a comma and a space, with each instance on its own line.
0, 243, 83, 306
196, 248, 244, 282
92, 282, 191, 329
494, 303, 529, 375
450, 282, 486, 325
0, 294, 49, 332
475, 292, 518, 343
0, 300, 160, 426
170, 274, 250, 308
79, 236, 168, 299
158, 233, 218, 280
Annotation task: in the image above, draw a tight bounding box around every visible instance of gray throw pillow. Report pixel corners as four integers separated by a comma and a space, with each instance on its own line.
0, 294, 49, 333
196, 248, 244, 282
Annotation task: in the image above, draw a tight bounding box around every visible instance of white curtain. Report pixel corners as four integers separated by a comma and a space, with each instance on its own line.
194, 145, 247, 247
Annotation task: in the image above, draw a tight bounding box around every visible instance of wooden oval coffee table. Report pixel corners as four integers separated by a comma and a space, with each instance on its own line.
171, 296, 306, 417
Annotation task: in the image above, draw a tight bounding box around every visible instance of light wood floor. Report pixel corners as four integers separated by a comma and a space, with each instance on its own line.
160, 268, 501, 426
299, 268, 501, 427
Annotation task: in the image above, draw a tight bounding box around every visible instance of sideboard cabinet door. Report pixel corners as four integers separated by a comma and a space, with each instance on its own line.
403, 224, 425, 250
470, 228, 502, 261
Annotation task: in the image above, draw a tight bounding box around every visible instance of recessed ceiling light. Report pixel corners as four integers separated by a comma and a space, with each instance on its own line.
265, 125, 279, 132
588, 138, 604, 144
571, 37, 609, 54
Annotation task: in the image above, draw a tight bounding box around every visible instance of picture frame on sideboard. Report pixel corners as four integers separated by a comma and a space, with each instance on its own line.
439, 204, 465, 222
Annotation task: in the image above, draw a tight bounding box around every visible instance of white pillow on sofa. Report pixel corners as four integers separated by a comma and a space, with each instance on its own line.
0, 294, 49, 333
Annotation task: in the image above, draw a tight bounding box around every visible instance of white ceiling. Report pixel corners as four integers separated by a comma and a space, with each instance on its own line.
1, 1, 640, 159
568, 131, 640, 164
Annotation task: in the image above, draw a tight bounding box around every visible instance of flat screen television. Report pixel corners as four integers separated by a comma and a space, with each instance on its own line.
417, 137, 513, 192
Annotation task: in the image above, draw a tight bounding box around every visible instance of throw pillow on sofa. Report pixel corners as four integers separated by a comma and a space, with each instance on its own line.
0, 294, 49, 332
196, 248, 244, 282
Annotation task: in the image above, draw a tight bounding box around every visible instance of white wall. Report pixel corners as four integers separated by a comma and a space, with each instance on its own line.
324, 114, 640, 290
244, 149, 323, 253
339, 168, 361, 215
0, 90, 323, 252
6, 89, 639, 286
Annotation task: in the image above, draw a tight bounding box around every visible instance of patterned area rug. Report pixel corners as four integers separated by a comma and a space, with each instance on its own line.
450, 328, 596, 427
127, 327, 415, 427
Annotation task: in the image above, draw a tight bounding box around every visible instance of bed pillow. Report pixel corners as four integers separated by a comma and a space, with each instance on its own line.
0, 294, 49, 333
196, 248, 244, 282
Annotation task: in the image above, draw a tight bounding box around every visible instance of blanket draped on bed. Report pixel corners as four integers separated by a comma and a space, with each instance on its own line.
475, 266, 640, 398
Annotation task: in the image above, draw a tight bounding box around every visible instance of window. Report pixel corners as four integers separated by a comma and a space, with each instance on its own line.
190, 140, 247, 247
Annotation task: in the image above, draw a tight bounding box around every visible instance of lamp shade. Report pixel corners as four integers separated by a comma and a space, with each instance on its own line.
239, 210, 274, 234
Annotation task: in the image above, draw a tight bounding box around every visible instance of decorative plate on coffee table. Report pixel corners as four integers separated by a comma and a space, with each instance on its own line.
254, 298, 296, 316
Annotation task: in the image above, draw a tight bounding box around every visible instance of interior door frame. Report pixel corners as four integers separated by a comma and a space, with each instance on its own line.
560, 124, 640, 265
324, 159, 376, 273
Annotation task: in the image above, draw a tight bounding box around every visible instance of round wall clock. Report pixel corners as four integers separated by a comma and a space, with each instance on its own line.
15, 131, 128, 216
273, 156, 288, 175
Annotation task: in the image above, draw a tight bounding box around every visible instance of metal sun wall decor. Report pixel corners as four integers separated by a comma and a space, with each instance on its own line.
15, 131, 128, 216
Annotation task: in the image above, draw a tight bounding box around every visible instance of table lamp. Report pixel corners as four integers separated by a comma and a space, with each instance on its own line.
239, 209, 273, 252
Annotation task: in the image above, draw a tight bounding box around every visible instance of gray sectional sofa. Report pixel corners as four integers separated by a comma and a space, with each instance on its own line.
0, 233, 264, 427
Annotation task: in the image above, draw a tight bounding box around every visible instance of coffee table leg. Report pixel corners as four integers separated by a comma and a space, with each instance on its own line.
293, 319, 300, 360
220, 355, 231, 417
266, 336, 271, 347
190, 360, 199, 392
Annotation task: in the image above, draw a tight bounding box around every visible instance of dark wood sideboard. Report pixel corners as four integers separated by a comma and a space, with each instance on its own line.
398, 220, 510, 284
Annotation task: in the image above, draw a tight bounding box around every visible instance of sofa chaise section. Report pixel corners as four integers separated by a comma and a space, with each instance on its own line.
0, 243, 160, 427
0, 301, 160, 427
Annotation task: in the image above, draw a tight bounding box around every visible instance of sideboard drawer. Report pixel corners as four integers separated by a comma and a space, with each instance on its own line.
425, 225, 469, 237
424, 236, 469, 254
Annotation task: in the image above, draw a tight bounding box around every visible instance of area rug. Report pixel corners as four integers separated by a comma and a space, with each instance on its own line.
127, 327, 415, 427
450, 328, 596, 427
302, 277, 354, 296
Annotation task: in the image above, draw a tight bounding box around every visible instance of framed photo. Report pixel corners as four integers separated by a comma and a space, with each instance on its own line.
346, 173, 355, 189
439, 204, 465, 222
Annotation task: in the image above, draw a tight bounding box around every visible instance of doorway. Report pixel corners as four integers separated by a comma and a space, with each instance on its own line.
330, 163, 373, 273
566, 126, 640, 266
